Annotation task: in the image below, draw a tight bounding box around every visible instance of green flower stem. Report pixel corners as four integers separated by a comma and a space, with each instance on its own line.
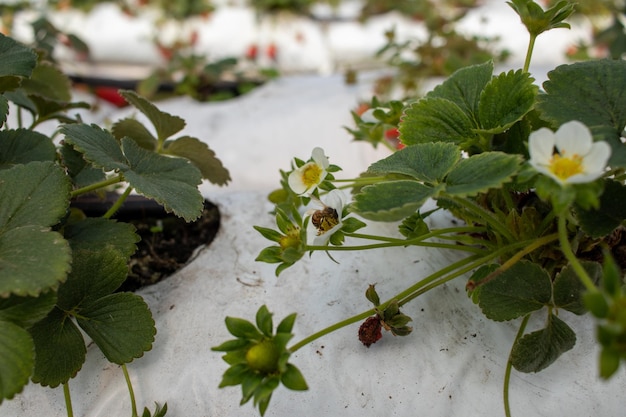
307, 240, 485, 254
504, 314, 530, 417
289, 236, 547, 354
557, 215, 598, 292
103, 186, 134, 220
288, 309, 375, 353
122, 364, 139, 417
449, 196, 516, 243
309, 226, 491, 255
63, 382, 74, 417
70, 174, 125, 198
523, 34, 537, 73
466, 232, 559, 290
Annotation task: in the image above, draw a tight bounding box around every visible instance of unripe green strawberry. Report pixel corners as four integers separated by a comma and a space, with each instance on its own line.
246, 340, 280, 373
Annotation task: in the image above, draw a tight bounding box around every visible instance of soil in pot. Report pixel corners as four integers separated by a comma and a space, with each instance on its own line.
72, 194, 220, 291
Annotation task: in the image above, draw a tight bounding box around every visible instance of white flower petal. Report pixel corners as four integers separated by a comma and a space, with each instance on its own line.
312, 147, 330, 169
324, 189, 347, 211
528, 128, 555, 165
311, 221, 343, 246
287, 167, 309, 194
582, 141, 612, 173
554, 120, 592, 156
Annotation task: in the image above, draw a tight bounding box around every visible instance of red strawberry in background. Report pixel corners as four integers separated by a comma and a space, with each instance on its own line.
266, 42, 278, 61
385, 127, 405, 150
94, 87, 128, 108
245, 44, 258, 60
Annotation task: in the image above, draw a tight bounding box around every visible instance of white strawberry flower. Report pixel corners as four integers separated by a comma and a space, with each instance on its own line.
288, 147, 330, 195
528, 120, 611, 185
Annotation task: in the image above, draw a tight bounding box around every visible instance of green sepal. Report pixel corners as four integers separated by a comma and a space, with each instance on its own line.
281, 364, 308, 391
277, 313, 297, 334
211, 339, 252, 352
254, 226, 283, 243
225, 317, 263, 341
256, 305, 274, 338
365, 284, 380, 306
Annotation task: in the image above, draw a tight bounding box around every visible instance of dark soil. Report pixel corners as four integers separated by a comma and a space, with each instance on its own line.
72, 195, 220, 292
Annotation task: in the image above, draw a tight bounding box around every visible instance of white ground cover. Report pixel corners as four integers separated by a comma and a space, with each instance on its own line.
3, 1, 625, 416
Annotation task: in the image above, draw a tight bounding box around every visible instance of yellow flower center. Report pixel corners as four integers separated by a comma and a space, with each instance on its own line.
301, 163, 323, 187
549, 152, 584, 180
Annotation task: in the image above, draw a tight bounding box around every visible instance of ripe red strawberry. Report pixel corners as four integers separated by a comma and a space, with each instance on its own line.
94, 87, 128, 108
266, 42, 278, 60
245, 44, 258, 60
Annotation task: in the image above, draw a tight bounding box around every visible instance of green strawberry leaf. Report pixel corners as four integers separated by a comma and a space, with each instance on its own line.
163, 136, 231, 185
399, 97, 479, 146
64, 217, 139, 259
56, 247, 130, 310
112, 118, 158, 151
0, 129, 56, 169
553, 262, 601, 315
121, 137, 204, 221
0, 320, 35, 402
61, 124, 129, 171
0, 162, 71, 297
366, 142, 460, 183
77, 293, 156, 365
478, 260, 551, 321
427, 60, 493, 117
537, 60, 626, 167
0, 161, 70, 229
0, 227, 71, 297
20, 62, 71, 102
445, 152, 521, 196
477, 69, 537, 133
59, 143, 107, 188
576, 180, 626, 238
119, 90, 185, 143
351, 181, 438, 221
511, 313, 576, 373
30, 307, 86, 387
0, 291, 57, 328
0, 33, 37, 79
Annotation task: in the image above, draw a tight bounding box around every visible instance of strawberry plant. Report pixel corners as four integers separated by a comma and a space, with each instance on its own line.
0, 32, 229, 416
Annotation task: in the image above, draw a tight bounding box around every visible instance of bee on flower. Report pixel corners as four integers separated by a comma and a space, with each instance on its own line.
306, 189, 347, 246
528, 120, 611, 185
287, 147, 330, 196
